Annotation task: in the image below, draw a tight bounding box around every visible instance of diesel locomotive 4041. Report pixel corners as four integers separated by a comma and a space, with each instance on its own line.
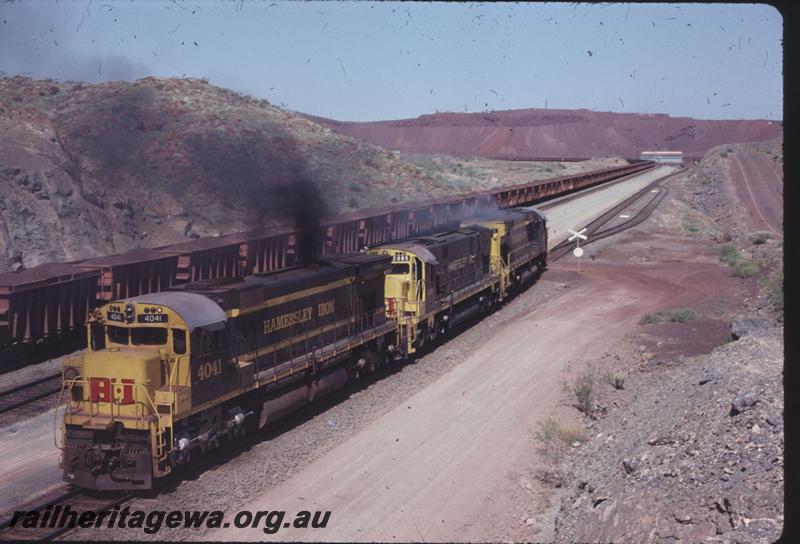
57, 207, 547, 490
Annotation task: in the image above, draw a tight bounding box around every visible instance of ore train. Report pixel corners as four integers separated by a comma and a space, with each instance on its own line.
58, 207, 547, 490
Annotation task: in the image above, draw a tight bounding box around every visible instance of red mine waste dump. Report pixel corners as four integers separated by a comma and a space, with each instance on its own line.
309, 109, 782, 161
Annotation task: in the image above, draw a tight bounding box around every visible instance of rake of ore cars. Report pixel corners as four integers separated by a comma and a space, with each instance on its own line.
57, 206, 548, 490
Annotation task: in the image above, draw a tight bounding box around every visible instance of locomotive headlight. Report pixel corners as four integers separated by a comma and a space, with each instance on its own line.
63, 366, 80, 381
156, 307, 163, 313
125, 303, 135, 323
178, 438, 190, 451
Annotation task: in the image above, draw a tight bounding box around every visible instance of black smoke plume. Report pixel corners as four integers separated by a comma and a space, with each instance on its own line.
272, 163, 327, 263
185, 130, 328, 264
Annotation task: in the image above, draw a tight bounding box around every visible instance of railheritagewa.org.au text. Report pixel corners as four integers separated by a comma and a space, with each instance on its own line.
10, 505, 332, 534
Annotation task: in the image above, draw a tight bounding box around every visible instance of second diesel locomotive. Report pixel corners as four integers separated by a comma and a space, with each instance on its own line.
370, 207, 547, 354
58, 207, 547, 490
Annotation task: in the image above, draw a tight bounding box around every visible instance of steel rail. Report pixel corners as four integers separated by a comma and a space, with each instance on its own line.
0, 487, 134, 541
0, 373, 63, 415
548, 168, 685, 260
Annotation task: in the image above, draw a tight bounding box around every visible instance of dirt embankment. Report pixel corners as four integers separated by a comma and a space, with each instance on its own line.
551, 326, 783, 544
309, 109, 782, 162
542, 140, 783, 543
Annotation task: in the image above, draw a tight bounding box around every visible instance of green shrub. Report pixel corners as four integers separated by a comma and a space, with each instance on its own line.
640, 311, 666, 325
719, 243, 739, 265
534, 419, 565, 465
732, 260, 759, 278
604, 372, 625, 390
719, 243, 761, 278
571, 372, 595, 414
761, 266, 784, 313
640, 309, 696, 325
669, 309, 696, 323
534, 418, 586, 465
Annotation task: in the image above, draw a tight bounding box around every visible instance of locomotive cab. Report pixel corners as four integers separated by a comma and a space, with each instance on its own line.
382, 250, 425, 319
59, 292, 225, 490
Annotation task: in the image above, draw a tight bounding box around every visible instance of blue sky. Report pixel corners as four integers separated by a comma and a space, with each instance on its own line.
0, 1, 783, 121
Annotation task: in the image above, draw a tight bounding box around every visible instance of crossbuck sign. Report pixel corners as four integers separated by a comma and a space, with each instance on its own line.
568, 228, 588, 242
568, 228, 588, 271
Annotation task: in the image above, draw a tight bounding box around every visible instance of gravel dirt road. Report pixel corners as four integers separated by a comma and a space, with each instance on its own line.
728, 152, 782, 238
0, 409, 63, 517
212, 259, 694, 542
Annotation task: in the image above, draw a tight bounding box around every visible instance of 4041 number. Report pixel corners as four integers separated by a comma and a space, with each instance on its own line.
196, 359, 223, 381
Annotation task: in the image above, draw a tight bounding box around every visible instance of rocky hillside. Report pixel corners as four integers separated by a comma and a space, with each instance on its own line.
552, 322, 783, 543
0, 76, 443, 272
309, 109, 782, 162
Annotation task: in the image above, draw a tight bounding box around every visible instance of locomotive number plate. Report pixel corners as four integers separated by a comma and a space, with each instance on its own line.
391, 253, 410, 262
137, 313, 168, 323
107, 312, 125, 322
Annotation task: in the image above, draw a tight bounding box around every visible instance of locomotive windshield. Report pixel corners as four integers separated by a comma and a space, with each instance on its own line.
390, 263, 410, 274
131, 328, 168, 346
108, 325, 129, 345
106, 325, 168, 346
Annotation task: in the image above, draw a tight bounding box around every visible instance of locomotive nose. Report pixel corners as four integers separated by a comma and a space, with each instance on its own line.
81, 349, 163, 403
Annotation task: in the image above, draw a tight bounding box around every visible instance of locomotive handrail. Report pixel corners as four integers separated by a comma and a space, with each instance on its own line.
168, 354, 180, 393
54, 379, 67, 451
61, 377, 163, 432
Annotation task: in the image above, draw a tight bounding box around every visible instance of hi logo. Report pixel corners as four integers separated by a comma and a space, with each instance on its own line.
89, 377, 135, 404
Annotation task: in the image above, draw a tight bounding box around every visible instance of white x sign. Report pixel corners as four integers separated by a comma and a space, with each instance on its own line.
568, 228, 588, 242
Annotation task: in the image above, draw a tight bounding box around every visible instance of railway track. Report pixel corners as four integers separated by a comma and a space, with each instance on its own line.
0, 373, 62, 416
537, 165, 668, 212
0, 487, 133, 541
548, 168, 683, 260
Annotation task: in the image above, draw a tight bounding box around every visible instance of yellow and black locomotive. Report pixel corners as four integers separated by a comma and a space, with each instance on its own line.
58, 207, 547, 490
59, 253, 392, 490
370, 207, 547, 354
